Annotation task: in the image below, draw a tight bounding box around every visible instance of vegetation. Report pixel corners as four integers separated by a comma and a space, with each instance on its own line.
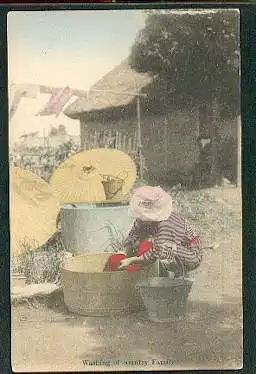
14, 235, 66, 285
130, 9, 240, 118
10, 139, 80, 181
101, 221, 127, 253
171, 187, 241, 247
129, 10, 240, 186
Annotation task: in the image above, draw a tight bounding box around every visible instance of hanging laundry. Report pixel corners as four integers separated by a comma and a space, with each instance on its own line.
9, 83, 40, 100
8, 83, 17, 105
21, 84, 40, 99
9, 84, 40, 119
37, 86, 73, 117
9, 90, 26, 119
16, 83, 40, 98
54, 87, 74, 117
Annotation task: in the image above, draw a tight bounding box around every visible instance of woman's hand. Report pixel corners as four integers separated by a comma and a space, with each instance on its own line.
118, 255, 149, 270
118, 257, 134, 270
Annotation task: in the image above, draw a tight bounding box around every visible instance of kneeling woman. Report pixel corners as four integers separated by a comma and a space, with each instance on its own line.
119, 186, 202, 276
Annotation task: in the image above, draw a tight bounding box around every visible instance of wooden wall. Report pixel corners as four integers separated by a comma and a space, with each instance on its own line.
141, 109, 200, 181
79, 108, 200, 182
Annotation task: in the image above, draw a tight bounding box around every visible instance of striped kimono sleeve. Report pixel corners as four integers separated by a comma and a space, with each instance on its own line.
185, 220, 202, 247
175, 220, 202, 269
143, 221, 177, 263
143, 219, 203, 269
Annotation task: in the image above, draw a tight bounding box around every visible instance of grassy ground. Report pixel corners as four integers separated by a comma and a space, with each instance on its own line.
11, 187, 242, 372
171, 186, 241, 247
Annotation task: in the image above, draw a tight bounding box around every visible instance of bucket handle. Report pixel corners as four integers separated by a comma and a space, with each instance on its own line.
117, 170, 128, 181
101, 170, 128, 182
157, 258, 185, 279
175, 255, 186, 280
160, 243, 186, 280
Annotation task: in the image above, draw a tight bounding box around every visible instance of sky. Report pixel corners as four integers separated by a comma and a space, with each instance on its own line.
8, 10, 146, 145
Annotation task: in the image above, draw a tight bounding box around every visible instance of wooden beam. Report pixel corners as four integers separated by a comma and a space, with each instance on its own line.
237, 115, 241, 188
164, 118, 168, 168
89, 88, 147, 98
136, 95, 144, 179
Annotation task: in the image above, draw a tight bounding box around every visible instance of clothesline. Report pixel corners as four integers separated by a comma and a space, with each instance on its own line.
9, 82, 146, 179
9, 82, 147, 119
39, 84, 147, 98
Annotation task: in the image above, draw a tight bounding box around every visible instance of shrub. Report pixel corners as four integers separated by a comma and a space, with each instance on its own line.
16, 234, 66, 285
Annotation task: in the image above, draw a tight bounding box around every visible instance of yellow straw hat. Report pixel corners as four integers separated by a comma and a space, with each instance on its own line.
10, 167, 60, 257
49, 148, 137, 205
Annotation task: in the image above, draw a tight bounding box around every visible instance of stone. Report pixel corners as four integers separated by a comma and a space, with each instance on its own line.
11, 283, 62, 302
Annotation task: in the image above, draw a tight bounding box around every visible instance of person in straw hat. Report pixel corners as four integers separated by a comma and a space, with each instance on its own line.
119, 186, 202, 276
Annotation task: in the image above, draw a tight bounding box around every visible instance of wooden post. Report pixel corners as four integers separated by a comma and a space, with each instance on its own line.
133, 131, 137, 153
123, 134, 127, 153
128, 137, 132, 153
93, 130, 97, 148
237, 115, 241, 188
108, 129, 112, 148
164, 118, 168, 168
117, 131, 120, 150
115, 130, 118, 149
136, 95, 143, 179
210, 97, 222, 187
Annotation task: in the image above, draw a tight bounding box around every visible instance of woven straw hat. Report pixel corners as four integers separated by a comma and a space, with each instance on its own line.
49, 148, 136, 205
128, 186, 173, 222
10, 168, 60, 257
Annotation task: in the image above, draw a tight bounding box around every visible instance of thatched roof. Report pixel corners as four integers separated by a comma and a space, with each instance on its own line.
64, 58, 152, 119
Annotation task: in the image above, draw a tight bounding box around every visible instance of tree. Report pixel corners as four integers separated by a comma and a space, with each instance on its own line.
129, 9, 240, 185
130, 9, 239, 115
49, 126, 58, 136
49, 124, 67, 136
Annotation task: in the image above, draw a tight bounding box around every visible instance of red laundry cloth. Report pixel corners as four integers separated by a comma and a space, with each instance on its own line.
136, 240, 153, 256
107, 240, 153, 273
127, 240, 153, 272
107, 253, 128, 272
36, 87, 73, 117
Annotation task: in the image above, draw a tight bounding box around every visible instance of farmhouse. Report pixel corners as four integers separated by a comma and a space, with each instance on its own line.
65, 58, 237, 183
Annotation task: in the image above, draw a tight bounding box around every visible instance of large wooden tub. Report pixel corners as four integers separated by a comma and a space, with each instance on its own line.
61, 252, 157, 316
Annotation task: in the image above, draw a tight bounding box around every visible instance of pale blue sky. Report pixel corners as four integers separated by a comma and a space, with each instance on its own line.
7, 10, 146, 143
8, 10, 146, 65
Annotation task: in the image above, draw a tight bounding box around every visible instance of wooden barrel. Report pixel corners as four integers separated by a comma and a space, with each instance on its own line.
61, 252, 157, 316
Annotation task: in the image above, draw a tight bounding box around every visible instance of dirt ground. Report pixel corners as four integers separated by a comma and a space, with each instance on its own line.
11, 188, 242, 372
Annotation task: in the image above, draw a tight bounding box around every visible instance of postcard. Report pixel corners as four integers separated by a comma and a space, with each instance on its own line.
9, 8, 242, 372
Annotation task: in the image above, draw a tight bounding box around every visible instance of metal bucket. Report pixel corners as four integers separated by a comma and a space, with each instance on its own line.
60, 202, 133, 254
101, 172, 128, 200
101, 178, 125, 200
136, 278, 193, 322
61, 252, 158, 316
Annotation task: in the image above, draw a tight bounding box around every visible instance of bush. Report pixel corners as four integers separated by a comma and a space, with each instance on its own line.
171, 189, 241, 247
16, 233, 66, 285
